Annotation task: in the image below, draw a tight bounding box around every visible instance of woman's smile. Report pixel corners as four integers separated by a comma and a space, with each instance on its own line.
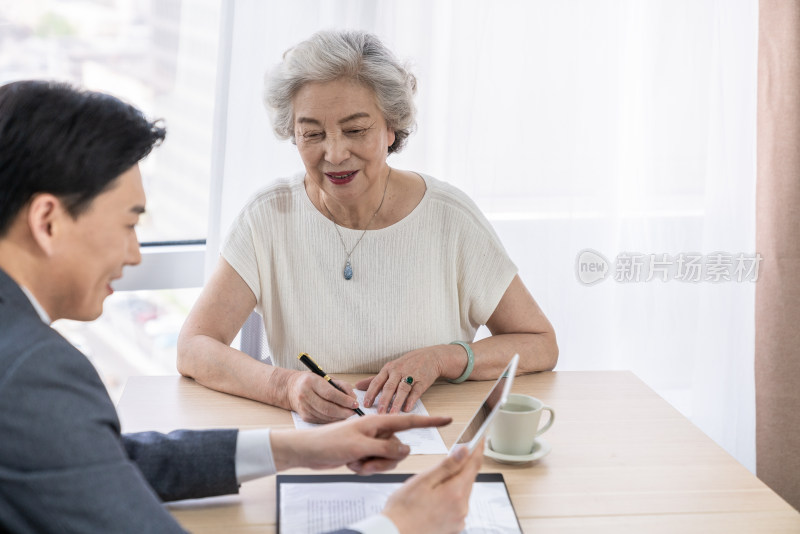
324, 170, 358, 185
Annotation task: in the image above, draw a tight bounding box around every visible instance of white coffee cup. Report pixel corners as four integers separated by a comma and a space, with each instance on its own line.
487, 393, 555, 456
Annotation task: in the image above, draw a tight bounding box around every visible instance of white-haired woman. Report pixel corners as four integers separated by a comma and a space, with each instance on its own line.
178, 30, 558, 423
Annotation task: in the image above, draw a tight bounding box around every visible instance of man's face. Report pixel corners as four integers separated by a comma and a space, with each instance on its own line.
51, 165, 145, 321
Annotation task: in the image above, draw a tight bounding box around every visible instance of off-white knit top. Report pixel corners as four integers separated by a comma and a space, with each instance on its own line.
222, 173, 517, 373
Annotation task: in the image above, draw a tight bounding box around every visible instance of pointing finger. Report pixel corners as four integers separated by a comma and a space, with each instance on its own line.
367, 414, 452, 438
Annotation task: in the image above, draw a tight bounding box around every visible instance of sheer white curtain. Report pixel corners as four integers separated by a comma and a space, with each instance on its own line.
211, 0, 757, 471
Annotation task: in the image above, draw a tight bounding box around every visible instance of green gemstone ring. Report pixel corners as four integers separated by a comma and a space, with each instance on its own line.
404, 376, 414, 386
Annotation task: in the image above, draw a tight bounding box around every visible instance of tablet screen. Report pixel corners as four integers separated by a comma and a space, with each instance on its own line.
449, 354, 519, 452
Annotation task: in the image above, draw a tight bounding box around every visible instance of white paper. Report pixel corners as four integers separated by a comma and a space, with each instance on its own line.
279, 480, 521, 533
291, 390, 448, 455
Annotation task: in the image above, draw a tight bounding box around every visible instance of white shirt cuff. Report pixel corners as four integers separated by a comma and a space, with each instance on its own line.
348, 514, 400, 534
234, 428, 276, 483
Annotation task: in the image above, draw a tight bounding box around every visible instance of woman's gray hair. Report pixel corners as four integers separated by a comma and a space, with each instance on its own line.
264, 30, 417, 154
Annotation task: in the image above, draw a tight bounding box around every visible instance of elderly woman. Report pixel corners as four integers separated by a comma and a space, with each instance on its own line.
178, 30, 558, 423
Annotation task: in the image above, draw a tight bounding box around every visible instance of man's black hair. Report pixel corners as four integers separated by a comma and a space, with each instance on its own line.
0, 80, 166, 236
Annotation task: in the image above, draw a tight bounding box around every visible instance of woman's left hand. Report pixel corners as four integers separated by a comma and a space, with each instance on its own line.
356, 345, 454, 414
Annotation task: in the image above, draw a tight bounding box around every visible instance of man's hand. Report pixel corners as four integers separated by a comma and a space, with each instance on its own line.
382, 440, 484, 534
270, 414, 453, 474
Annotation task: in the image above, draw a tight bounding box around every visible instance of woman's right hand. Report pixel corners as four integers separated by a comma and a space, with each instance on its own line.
286, 370, 361, 423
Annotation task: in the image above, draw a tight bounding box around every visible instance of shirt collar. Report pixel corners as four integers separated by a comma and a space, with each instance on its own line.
19, 285, 52, 324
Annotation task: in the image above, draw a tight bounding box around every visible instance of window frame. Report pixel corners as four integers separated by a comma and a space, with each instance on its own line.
117, 1, 235, 292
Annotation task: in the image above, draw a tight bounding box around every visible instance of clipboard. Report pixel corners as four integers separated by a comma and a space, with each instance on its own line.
276, 472, 522, 533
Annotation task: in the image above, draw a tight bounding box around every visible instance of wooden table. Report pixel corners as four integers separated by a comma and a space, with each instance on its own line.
117, 371, 800, 533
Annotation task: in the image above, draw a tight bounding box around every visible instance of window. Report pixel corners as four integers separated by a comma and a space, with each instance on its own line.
53, 288, 201, 403
1, 0, 222, 399
0, 0, 221, 242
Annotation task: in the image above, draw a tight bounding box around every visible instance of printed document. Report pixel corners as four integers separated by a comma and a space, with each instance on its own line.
278, 476, 521, 533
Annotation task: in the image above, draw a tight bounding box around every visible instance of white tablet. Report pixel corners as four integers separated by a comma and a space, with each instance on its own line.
449, 354, 519, 452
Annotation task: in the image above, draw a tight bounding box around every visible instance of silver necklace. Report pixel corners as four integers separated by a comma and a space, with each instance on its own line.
321, 168, 391, 280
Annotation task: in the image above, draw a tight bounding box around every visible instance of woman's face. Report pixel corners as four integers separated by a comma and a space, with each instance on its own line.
293, 78, 395, 206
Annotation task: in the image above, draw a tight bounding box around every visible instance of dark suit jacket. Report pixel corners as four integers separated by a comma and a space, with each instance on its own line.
0, 268, 240, 533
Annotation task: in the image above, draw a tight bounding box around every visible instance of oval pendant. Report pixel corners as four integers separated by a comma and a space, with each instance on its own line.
343, 261, 353, 280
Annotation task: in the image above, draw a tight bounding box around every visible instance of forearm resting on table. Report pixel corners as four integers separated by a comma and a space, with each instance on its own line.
177, 334, 294, 408
439, 331, 558, 382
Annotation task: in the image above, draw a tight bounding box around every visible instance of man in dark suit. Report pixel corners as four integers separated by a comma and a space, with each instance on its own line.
0, 81, 483, 534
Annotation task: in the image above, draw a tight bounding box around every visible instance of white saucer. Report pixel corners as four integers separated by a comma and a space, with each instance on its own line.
484, 438, 551, 465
